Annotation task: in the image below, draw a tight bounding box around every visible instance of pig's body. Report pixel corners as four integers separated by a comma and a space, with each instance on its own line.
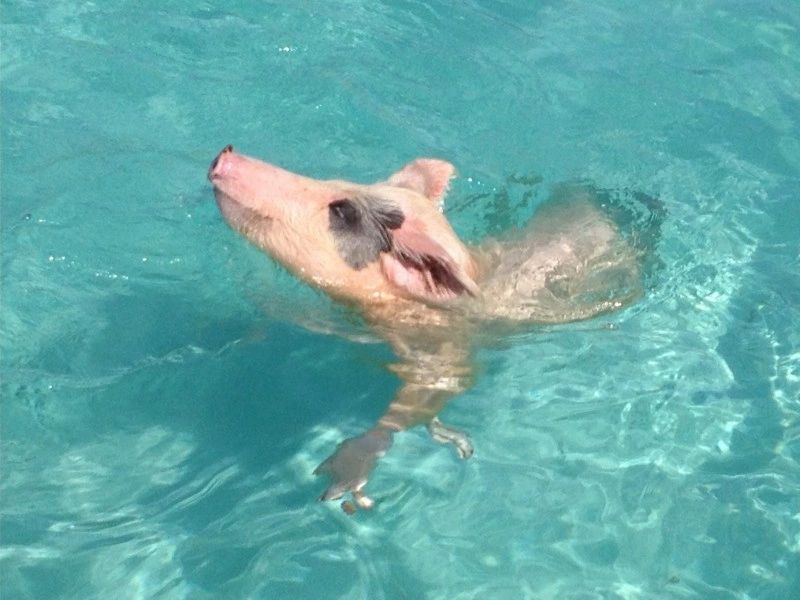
208, 146, 651, 510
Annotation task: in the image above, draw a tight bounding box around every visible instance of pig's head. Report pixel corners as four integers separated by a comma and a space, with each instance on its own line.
208, 145, 478, 305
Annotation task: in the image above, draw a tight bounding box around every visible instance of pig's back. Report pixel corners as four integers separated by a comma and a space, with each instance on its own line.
473, 194, 643, 324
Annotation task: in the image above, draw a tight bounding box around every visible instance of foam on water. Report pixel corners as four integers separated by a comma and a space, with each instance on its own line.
2, 1, 800, 598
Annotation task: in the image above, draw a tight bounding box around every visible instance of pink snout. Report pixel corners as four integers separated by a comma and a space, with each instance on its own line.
208, 144, 234, 181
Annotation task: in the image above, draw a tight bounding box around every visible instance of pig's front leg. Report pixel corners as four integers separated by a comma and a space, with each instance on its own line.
376, 375, 474, 459
313, 427, 394, 508
315, 335, 474, 511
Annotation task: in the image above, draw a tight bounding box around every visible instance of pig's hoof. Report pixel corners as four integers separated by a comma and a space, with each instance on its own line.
427, 417, 474, 459
352, 490, 375, 510
339, 490, 375, 515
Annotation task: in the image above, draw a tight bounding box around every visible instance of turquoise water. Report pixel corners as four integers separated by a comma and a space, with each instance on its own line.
2, 0, 800, 597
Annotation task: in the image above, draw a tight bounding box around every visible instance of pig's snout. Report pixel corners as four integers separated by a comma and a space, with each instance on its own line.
208, 144, 234, 181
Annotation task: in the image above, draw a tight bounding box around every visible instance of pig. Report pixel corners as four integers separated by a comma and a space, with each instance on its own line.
208, 144, 654, 511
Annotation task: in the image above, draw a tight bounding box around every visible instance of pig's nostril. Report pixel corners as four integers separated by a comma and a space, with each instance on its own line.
223, 144, 233, 153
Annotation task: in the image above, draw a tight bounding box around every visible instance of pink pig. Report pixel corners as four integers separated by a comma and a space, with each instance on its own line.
208, 145, 648, 511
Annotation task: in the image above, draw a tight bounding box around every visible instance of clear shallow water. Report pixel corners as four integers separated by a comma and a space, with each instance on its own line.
2, 0, 799, 598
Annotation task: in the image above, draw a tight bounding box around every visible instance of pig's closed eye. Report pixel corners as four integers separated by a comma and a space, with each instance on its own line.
329, 199, 360, 227
328, 197, 405, 270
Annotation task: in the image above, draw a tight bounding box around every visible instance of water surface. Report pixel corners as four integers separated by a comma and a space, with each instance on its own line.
2, 1, 800, 598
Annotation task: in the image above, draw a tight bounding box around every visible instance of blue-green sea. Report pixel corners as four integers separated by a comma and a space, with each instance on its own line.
2, 1, 800, 598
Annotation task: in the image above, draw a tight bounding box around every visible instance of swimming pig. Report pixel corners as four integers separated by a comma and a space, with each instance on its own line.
208, 145, 650, 511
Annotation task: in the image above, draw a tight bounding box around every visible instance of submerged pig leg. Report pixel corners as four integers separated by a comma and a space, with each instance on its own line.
379, 347, 473, 455
314, 327, 474, 509
313, 427, 393, 503
428, 418, 473, 459
376, 379, 474, 459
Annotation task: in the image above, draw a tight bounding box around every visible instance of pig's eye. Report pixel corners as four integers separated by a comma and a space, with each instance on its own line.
329, 199, 360, 227
328, 196, 405, 270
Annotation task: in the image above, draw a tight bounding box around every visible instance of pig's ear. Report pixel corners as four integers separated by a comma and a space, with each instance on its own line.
381, 219, 478, 302
386, 159, 456, 206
